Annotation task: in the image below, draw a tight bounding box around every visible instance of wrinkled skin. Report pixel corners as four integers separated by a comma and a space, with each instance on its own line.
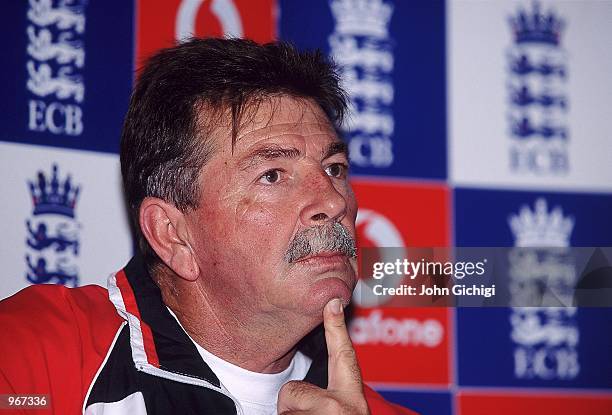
184, 96, 358, 327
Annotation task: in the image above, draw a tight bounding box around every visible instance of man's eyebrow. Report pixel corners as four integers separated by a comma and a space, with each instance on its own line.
239, 144, 302, 169
322, 141, 348, 160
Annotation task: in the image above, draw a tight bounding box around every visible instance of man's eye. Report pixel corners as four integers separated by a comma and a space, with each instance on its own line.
325, 163, 347, 178
259, 169, 282, 184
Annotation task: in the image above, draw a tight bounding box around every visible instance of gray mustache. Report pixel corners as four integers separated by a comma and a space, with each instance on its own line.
284, 222, 357, 263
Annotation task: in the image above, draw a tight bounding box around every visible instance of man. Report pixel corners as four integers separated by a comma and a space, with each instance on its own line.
0, 38, 416, 414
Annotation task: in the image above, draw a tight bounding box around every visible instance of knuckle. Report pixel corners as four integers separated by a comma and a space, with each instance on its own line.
330, 316, 346, 329
324, 398, 343, 412
337, 347, 357, 362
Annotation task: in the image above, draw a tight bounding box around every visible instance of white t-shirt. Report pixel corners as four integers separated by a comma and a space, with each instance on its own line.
167, 308, 312, 415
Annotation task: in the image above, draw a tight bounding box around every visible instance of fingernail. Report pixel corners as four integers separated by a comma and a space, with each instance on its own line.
329, 298, 343, 315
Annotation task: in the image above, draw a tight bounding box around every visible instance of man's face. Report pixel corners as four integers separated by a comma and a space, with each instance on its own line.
184, 96, 358, 322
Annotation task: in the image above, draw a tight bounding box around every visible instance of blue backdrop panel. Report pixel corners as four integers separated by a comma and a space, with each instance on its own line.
279, 0, 447, 180
0, 0, 133, 154
454, 187, 612, 389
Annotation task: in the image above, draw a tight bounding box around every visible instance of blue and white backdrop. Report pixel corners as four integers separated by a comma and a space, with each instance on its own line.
1, 1, 611, 414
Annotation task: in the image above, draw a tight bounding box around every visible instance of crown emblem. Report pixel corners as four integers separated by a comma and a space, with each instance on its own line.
28, 164, 80, 218
508, 1, 564, 46
330, 0, 393, 38
508, 198, 574, 247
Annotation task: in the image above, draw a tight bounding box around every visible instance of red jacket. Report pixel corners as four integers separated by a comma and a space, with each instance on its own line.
0, 256, 417, 414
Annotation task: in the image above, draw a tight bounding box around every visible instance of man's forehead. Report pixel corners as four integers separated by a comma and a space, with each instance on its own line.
238, 97, 335, 139
236, 122, 338, 146
209, 95, 339, 154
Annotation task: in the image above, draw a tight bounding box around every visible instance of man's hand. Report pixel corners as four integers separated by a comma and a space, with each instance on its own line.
277, 299, 370, 414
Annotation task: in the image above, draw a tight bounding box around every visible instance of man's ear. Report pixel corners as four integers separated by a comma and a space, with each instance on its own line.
139, 197, 199, 282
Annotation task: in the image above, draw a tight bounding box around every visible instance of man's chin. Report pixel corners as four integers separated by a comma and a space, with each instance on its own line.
301, 275, 354, 316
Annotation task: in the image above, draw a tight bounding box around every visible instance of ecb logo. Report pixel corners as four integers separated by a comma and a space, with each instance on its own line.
507, 198, 579, 381
26, 0, 87, 137
25, 164, 81, 287
328, 0, 395, 168
506, 2, 569, 175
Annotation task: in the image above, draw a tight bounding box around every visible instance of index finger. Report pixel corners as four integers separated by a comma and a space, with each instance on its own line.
323, 298, 363, 392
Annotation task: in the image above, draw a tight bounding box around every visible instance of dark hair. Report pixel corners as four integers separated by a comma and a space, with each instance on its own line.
120, 37, 347, 271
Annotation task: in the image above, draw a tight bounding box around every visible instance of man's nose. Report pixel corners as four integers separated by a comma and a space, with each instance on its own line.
299, 170, 347, 227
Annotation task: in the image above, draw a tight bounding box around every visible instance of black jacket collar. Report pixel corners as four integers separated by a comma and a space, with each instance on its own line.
116, 255, 328, 388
